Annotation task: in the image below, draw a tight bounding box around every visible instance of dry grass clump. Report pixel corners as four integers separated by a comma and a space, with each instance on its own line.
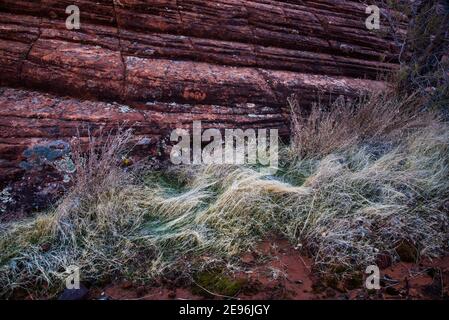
0, 129, 154, 297
0, 93, 448, 298
284, 91, 448, 270
288, 92, 431, 159
284, 124, 448, 270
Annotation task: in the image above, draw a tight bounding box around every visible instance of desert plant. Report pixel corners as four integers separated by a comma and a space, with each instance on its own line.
0, 128, 152, 298
288, 91, 433, 159
1, 104, 448, 298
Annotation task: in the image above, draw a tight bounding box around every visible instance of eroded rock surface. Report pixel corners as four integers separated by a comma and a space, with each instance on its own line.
0, 0, 407, 185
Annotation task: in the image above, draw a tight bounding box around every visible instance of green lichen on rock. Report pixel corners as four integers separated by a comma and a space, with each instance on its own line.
54, 155, 76, 174
20, 140, 74, 174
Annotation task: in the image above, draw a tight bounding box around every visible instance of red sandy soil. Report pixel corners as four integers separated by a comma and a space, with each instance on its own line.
90, 239, 449, 300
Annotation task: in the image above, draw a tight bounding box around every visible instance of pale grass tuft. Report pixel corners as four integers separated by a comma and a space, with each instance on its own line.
1, 94, 448, 297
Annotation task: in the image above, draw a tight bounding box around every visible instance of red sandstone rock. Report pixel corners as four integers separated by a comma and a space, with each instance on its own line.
0, 0, 407, 182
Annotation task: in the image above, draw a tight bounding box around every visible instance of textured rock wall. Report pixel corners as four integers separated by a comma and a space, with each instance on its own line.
0, 0, 407, 182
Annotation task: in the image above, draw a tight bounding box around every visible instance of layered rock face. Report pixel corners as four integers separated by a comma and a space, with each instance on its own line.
0, 0, 407, 183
